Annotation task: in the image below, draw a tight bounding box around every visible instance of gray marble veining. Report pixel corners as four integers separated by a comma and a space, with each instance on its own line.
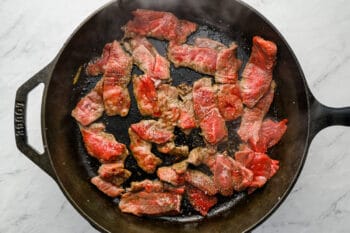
1, 0, 350, 232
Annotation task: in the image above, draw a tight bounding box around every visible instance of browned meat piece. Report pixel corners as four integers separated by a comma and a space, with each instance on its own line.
185, 169, 217, 196
186, 185, 217, 216
240, 36, 277, 108
157, 141, 189, 157
129, 179, 185, 195
71, 79, 104, 126
252, 118, 288, 153
130, 120, 174, 144
157, 166, 184, 186
98, 162, 131, 186
193, 78, 228, 145
157, 84, 197, 134
80, 123, 128, 162
215, 43, 242, 84
168, 42, 218, 75
169, 145, 189, 157
123, 9, 197, 44
156, 142, 176, 154
237, 81, 276, 146
157, 160, 188, 186
129, 128, 162, 173
119, 191, 182, 216
86, 43, 111, 76
128, 179, 164, 193
102, 41, 133, 116
142, 83, 194, 156
177, 84, 197, 133
124, 37, 170, 81
216, 84, 243, 121
98, 162, 124, 177
235, 145, 279, 193
132, 74, 161, 117
164, 185, 186, 195
207, 153, 253, 196
157, 84, 181, 125
91, 176, 124, 197
187, 147, 208, 166
194, 38, 226, 50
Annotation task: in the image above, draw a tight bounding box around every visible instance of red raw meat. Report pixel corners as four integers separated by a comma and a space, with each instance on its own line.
129, 128, 162, 173
199, 108, 228, 145
215, 43, 242, 84
193, 78, 228, 145
86, 43, 112, 76
133, 74, 161, 117
177, 109, 197, 133
125, 37, 170, 81
177, 84, 197, 133
209, 153, 253, 196
237, 81, 276, 145
240, 36, 277, 108
123, 9, 197, 44
193, 78, 217, 120
71, 79, 104, 126
252, 119, 288, 153
91, 176, 124, 197
130, 120, 174, 144
102, 41, 133, 116
216, 84, 243, 121
186, 185, 217, 216
80, 123, 128, 162
168, 42, 218, 75
235, 145, 279, 193
119, 191, 182, 216
103, 78, 130, 116
169, 39, 241, 83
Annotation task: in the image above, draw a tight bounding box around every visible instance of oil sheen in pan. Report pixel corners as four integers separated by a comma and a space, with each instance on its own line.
71, 24, 282, 222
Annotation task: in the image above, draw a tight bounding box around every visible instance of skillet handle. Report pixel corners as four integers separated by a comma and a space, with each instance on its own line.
14, 62, 57, 180
309, 94, 350, 140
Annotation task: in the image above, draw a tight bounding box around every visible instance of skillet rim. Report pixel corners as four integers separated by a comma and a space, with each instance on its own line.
41, 0, 312, 232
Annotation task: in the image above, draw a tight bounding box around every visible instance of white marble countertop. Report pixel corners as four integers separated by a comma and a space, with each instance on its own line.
1, 0, 350, 232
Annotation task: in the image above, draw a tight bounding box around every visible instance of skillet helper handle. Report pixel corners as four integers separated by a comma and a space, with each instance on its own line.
14, 62, 57, 180
309, 96, 350, 140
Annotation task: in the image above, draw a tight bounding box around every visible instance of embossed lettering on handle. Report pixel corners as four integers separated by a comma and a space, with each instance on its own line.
14, 61, 57, 180
15, 101, 25, 137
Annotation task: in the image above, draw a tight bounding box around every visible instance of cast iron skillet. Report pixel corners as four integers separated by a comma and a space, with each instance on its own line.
14, 0, 350, 232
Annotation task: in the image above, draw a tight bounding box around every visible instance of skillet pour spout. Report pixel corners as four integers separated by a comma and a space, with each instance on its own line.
14, 0, 350, 232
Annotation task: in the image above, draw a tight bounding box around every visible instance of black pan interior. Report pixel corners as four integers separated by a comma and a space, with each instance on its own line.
72, 23, 256, 220
44, 0, 310, 232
